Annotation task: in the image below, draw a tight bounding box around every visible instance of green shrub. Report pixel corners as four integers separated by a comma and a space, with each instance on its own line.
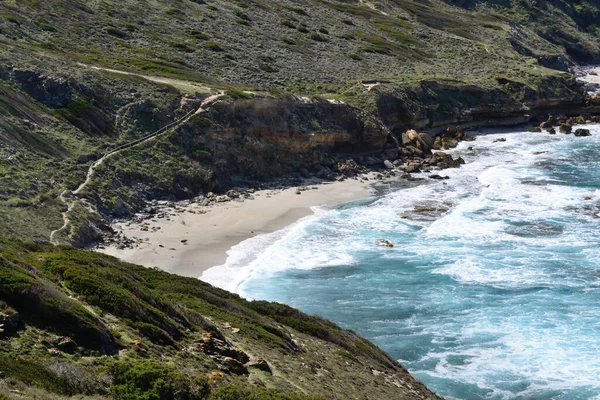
208, 384, 323, 400
0, 354, 73, 395
165, 8, 184, 18
310, 33, 326, 42
111, 360, 210, 400
260, 64, 278, 73
204, 41, 225, 52
225, 89, 251, 100
38, 22, 57, 32
172, 43, 195, 53
106, 27, 128, 39
131, 321, 176, 346
358, 33, 395, 52
233, 10, 250, 21
286, 6, 307, 16
190, 30, 210, 40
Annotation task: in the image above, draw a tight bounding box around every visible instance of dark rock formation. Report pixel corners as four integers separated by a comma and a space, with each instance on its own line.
0, 311, 21, 335
574, 128, 592, 136
14, 69, 72, 108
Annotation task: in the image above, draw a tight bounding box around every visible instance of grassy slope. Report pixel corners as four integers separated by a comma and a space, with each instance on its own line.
0, 239, 439, 399
1, 0, 598, 90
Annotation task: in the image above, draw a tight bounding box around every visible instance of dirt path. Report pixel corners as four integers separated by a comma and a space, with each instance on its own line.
49, 190, 74, 244
49, 82, 225, 244
76, 63, 212, 94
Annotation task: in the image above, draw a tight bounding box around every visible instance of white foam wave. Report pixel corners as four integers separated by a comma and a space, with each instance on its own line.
201, 208, 323, 293
201, 206, 369, 296
432, 256, 548, 288
201, 125, 600, 397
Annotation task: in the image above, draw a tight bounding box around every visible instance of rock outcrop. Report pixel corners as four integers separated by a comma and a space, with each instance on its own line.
13, 69, 72, 108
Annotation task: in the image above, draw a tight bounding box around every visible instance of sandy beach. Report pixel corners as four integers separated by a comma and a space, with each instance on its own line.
97, 177, 374, 278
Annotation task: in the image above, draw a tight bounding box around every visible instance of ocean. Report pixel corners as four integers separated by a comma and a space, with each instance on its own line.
202, 125, 600, 399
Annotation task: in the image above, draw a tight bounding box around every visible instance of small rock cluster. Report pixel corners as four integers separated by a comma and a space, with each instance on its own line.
532, 114, 598, 136
196, 332, 272, 375
202, 189, 256, 205
44, 336, 78, 357
396, 128, 469, 174
0, 143, 21, 165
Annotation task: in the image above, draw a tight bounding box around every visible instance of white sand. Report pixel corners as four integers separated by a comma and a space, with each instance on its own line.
97, 178, 374, 278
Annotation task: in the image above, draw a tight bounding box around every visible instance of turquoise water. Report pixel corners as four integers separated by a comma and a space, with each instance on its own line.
203, 126, 600, 399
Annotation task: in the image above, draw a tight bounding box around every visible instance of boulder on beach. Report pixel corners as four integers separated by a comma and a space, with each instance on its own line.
419, 133, 435, 147
338, 159, 363, 176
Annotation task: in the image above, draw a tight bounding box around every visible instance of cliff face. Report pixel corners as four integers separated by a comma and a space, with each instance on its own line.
376, 74, 594, 134
1, 63, 599, 247
0, 240, 441, 400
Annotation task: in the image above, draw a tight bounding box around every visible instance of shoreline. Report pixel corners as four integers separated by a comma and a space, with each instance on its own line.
96, 67, 600, 280
96, 176, 376, 278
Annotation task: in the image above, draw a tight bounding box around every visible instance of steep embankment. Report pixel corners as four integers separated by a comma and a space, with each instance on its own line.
0, 239, 440, 400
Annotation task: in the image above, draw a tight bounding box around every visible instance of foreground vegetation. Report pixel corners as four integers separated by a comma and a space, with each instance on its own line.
0, 239, 439, 399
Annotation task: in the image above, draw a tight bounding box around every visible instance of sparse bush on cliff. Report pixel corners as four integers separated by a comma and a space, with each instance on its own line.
111, 360, 210, 400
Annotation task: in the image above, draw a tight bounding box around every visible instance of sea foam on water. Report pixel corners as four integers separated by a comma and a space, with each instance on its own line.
204, 125, 600, 399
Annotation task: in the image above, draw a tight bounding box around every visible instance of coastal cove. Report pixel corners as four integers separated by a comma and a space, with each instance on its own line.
205, 125, 600, 399
7, 1, 600, 398
98, 120, 600, 398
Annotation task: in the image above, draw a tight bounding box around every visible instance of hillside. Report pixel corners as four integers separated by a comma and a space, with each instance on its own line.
0, 0, 600, 245
0, 239, 440, 399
